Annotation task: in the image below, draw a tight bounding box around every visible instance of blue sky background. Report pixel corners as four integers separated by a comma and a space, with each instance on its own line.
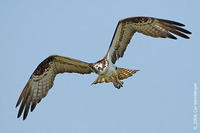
0, 0, 199, 133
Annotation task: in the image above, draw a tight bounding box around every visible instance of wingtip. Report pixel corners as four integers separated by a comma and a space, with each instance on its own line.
17, 112, 22, 119
15, 103, 19, 108
23, 115, 27, 120
17, 113, 27, 120
31, 103, 36, 112
185, 36, 190, 39
187, 31, 192, 34
16, 100, 21, 108
168, 34, 177, 40
159, 19, 185, 27
179, 23, 185, 27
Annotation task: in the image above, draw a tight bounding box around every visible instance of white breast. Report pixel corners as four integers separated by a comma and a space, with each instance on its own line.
107, 53, 117, 75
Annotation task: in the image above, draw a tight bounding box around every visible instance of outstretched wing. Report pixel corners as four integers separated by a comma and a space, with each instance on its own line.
106, 16, 192, 64
16, 55, 93, 120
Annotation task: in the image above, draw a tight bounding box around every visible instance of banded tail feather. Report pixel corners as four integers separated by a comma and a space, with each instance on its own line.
92, 68, 139, 85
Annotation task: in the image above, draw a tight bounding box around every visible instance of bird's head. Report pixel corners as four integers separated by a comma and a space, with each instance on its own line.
89, 63, 102, 74
89, 59, 107, 74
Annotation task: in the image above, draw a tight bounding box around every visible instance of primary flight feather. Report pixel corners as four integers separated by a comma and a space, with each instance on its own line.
16, 16, 191, 120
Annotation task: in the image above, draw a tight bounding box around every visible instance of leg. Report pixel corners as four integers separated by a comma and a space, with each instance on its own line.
112, 80, 123, 89
110, 75, 124, 89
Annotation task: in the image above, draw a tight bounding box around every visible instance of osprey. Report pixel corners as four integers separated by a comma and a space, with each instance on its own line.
16, 16, 191, 120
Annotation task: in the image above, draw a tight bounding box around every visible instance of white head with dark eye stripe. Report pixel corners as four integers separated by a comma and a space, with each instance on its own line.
93, 63, 103, 73
92, 60, 109, 74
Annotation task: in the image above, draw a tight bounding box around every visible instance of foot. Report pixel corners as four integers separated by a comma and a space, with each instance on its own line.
113, 80, 123, 89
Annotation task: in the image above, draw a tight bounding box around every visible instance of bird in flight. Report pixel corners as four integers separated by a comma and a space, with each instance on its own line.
16, 16, 191, 120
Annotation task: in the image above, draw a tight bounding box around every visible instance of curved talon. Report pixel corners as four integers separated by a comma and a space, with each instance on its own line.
113, 80, 123, 89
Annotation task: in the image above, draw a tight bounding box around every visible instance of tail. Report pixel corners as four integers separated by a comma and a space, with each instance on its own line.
92, 75, 111, 85
92, 68, 139, 85
117, 68, 139, 80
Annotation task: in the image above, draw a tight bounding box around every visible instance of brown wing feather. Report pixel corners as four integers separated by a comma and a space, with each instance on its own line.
106, 16, 192, 64
16, 55, 93, 120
